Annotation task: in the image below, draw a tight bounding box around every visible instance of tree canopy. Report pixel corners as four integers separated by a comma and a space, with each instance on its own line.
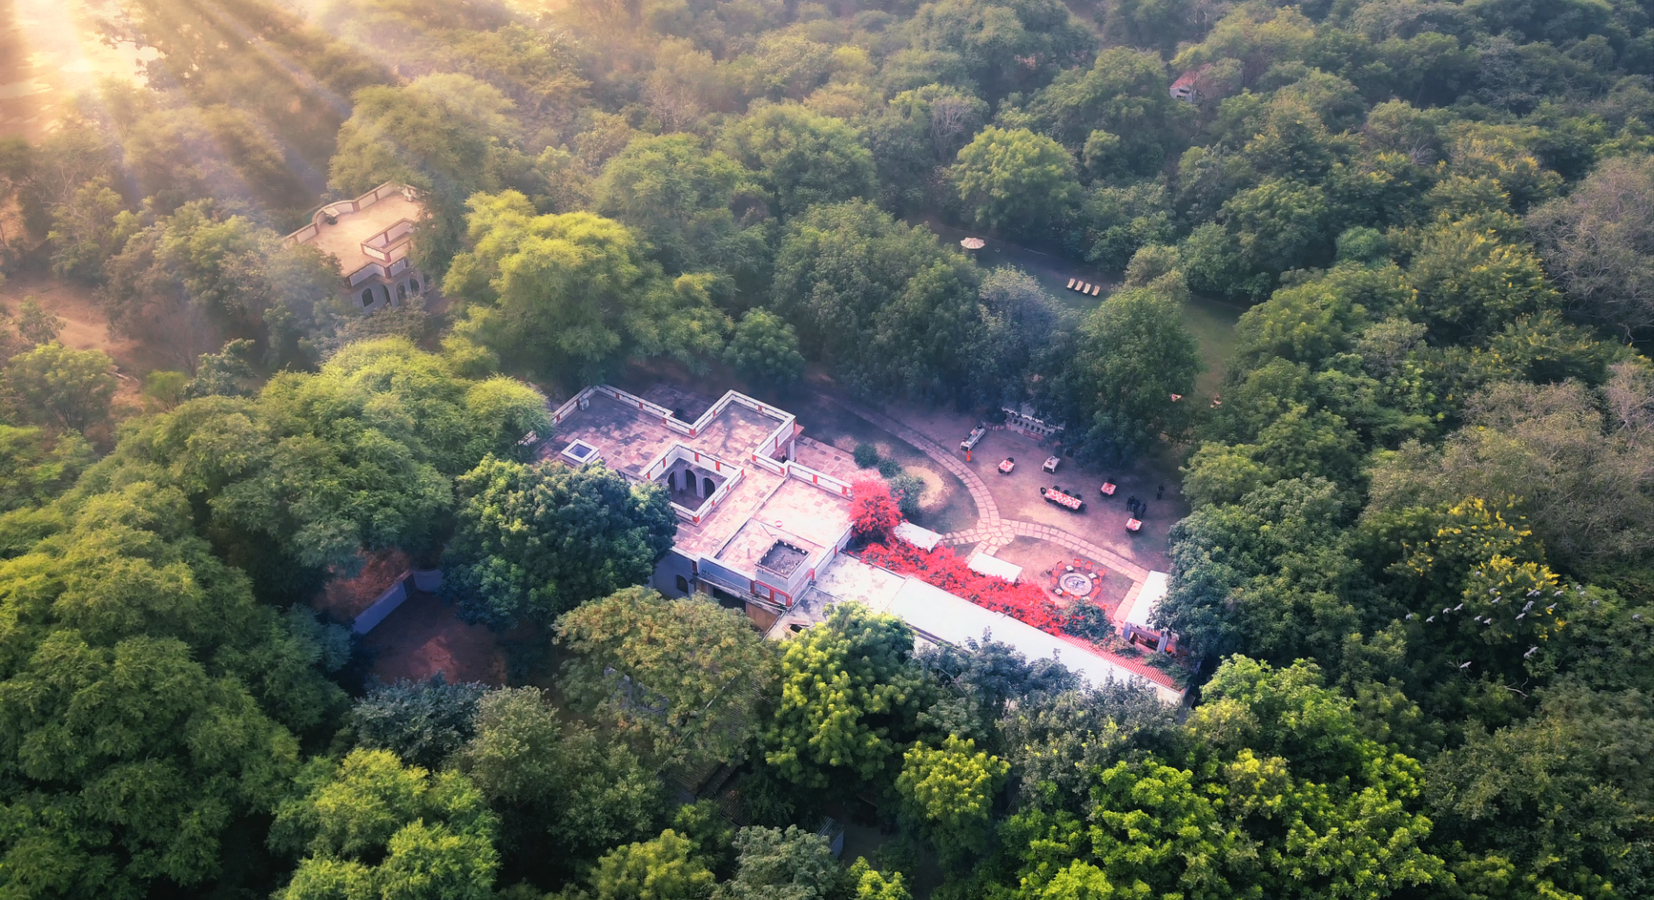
558, 588, 778, 769
441, 459, 677, 629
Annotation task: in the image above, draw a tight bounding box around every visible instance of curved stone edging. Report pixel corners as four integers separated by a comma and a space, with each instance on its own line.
938, 519, 1149, 583
818, 392, 1149, 584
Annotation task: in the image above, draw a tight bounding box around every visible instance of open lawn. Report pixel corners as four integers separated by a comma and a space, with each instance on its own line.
1184, 294, 1244, 399
910, 218, 1243, 402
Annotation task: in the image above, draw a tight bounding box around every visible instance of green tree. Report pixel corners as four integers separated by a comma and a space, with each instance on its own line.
1158, 477, 1367, 665
444, 191, 729, 381
351, 676, 490, 769
771, 200, 983, 400
763, 602, 931, 789
1079, 181, 1177, 271
968, 266, 1065, 407
102, 201, 341, 371
1426, 683, 1654, 899
1002, 658, 1444, 900
720, 103, 877, 218
0, 424, 93, 512
558, 588, 777, 768
96, 337, 544, 590
1405, 219, 1559, 338
1189, 658, 1445, 898
596, 134, 772, 297
458, 687, 664, 884
441, 459, 677, 629
0, 135, 29, 246
45, 178, 137, 284
0, 480, 348, 898
3, 342, 117, 432
848, 859, 911, 900
14, 297, 63, 347
330, 74, 520, 274
725, 307, 805, 390
1005, 761, 1249, 900
896, 736, 1009, 859
589, 829, 715, 900
863, 85, 988, 211
714, 826, 851, 900
270, 749, 500, 900
905, 0, 1093, 101
1366, 369, 1654, 569
950, 126, 1081, 235
184, 338, 257, 398
140, 370, 189, 410
1051, 287, 1200, 464
1015, 47, 1185, 173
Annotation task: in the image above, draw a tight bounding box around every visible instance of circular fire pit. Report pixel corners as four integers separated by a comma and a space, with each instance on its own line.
1058, 572, 1095, 597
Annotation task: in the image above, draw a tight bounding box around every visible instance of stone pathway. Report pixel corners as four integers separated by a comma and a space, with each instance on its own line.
819, 393, 1150, 584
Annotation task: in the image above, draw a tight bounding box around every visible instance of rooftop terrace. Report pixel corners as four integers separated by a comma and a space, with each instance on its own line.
545, 386, 838, 563
284, 182, 422, 280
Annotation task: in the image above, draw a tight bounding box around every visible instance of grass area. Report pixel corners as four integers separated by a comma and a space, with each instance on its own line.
1184, 294, 1245, 399
908, 217, 1243, 401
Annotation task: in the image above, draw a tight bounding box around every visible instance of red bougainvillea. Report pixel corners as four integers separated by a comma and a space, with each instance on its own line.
861, 541, 1070, 634
850, 479, 902, 542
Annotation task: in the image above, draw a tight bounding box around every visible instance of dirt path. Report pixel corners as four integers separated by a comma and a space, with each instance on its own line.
1, 269, 174, 378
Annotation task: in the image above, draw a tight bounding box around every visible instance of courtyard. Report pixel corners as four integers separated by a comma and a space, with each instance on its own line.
610, 362, 1189, 689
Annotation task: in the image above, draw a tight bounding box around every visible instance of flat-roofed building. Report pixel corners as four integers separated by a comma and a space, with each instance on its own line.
282, 181, 429, 312
548, 383, 1185, 704
545, 385, 854, 630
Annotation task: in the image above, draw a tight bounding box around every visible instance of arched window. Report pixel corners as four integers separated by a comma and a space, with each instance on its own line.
675, 575, 689, 594
360, 288, 373, 307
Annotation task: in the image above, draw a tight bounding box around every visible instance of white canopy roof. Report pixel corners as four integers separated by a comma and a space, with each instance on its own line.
892, 522, 942, 551
1124, 571, 1171, 629
884, 577, 1182, 704
966, 551, 1023, 583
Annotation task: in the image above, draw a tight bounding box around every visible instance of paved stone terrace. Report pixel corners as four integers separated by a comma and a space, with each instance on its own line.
816, 393, 1149, 583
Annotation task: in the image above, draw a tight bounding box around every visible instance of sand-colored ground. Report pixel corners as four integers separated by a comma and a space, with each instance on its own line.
1, 269, 175, 380
310, 549, 415, 622
360, 590, 511, 686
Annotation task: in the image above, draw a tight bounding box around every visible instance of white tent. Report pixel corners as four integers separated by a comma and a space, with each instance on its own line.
892, 521, 942, 551
966, 551, 1023, 583
1124, 571, 1171, 629
884, 577, 1182, 704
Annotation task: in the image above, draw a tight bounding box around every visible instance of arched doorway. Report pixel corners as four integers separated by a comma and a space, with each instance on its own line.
410, 277, 421, 293
667, 471, 677, 492
396, 283, 407, 302
360, 288, 373, 307
703, 476, 715, 497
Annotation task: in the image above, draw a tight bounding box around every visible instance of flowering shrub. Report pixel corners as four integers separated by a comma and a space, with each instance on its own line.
850, 479, 902, 543
861, 541, 1070, 634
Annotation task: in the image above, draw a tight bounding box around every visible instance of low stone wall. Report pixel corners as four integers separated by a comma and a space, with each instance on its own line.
353, 568, 443, 634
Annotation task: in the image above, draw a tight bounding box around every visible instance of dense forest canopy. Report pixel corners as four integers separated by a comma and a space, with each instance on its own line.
3, 0, 1654, 895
